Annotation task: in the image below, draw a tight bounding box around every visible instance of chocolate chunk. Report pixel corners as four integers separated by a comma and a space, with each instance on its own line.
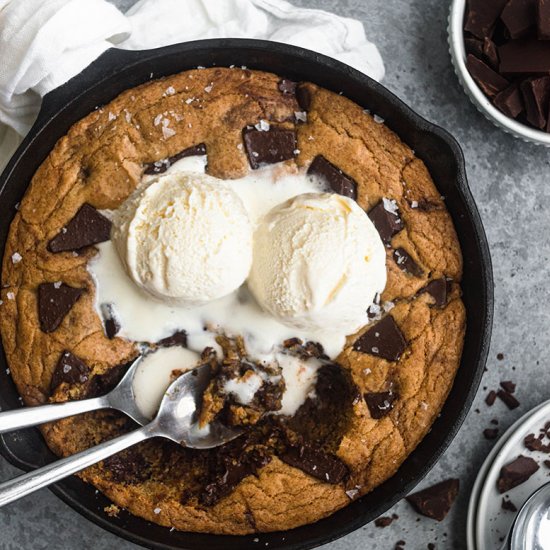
520, 76, 550, 129
51, 351, 90, 391
278, 79, 297, 95
544, 459, 550, 468
419, 279, 450, 308
307, 155, 358, 200
406, 479, 460, 521
280, 444, 348, 483
375, 515, 396, 528
483, 37, 500, 68
486, 390, 497, 406
524, 433, 550, 452
100, 303, 120, 339
143, 143, 207, 175
368, 199, 404, 245
465, 0, 508, 38
353, 315, 407, 362
538, 0, 550, 38
296, 84, 311, 111
38, 282, 84, 333
501, 0, 537, 38
500, 380, 516, 393
466, 55, 509, 98
104, 448, 151, 483
157, 330, 188, 348
364, 390, 398, 419
497, 389, 520, 409
484, 428, 499, 440
465, 37, 485, 57
497, 455, 539, 493
48, 203, 112, 253
493, 84, 524, 118
393, 248, 423, 277
499, 39, 550, 73
242, 127, 296, 169
502, 497, 518, 512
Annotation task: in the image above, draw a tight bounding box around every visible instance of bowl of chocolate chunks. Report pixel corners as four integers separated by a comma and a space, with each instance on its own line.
449, 0, 550, 146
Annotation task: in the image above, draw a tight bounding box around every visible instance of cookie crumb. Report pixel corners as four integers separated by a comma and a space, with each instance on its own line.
104, 504, 120, 517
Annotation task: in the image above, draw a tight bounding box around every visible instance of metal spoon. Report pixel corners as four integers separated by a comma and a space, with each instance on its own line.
0, 355, 149, 434
500, 481, 550, 550
0, 363, 242, 507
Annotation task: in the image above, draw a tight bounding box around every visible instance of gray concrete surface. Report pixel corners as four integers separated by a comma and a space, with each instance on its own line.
1, 0, 549, 548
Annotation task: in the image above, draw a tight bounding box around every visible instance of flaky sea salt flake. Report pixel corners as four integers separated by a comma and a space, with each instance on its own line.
6, 292, 15, 300
294, 111, 307, 122
373, 114, 384, 124
153, 114, 163, 126
255, 119, 270, 132
11, 252, 22, 264
165, 86, 176, 96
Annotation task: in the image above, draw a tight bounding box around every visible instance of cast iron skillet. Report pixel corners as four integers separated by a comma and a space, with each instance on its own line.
0, 39, 493, 550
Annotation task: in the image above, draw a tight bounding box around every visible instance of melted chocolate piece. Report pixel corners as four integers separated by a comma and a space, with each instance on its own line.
38, 282, 84, 333
393, 248, 423, 277
280, 444, 348, 483
466, 55, 509, 98
143, 143, 207, 175
406, 479, 460, 521
538, 0, 550, 39
497, 455, 539, 493
104, 448, 151, 483
499, 39, 550, 73
501, 0, 537, 38
100, 303, 120, 339
278, 79, 297, 95
51, 351, 90, 391
502, 497, 518, 512
307, 155, 358, 200
367, 200, 404, 245
85, 362, 131, 398
242, 127, 297, 169
494, 85, 525, 118
419, 279, 450, 308
353, 315, 407, 362
520, 76, 550, 129
157, 330, 188, 348
48, 203, 112, 253
497, 389, 520, 409
296, 84, 311, 111
364, 390, 398, 419
465, 0, 508, 38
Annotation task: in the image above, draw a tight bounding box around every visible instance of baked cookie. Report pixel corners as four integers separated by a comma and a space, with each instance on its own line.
0, 67, 465, 534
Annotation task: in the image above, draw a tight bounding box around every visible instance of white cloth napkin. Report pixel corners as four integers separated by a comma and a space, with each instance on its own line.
0, 0, 384, 172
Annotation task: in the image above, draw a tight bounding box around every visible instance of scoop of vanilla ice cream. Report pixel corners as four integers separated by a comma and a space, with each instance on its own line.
112, 172, 253, 305
248, 192, 387, 333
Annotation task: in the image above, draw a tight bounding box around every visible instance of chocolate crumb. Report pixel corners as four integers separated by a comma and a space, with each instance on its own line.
374, 515, 395, 528
497, 353, 504, 360
502, 497, 518, 512
484, 428, 499, 440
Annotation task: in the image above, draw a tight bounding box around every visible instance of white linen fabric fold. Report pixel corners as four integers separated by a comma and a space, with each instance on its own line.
0, 0, 384, 171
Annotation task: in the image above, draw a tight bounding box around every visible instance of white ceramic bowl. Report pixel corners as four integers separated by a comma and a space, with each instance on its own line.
448, 0, 550, 147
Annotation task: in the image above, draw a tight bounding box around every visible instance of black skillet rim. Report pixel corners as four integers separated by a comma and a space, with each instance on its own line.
0, 38, 493, 550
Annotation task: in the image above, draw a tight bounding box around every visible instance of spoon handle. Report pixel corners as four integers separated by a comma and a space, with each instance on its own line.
0, 424, 153, 507
0, 396, 108, 434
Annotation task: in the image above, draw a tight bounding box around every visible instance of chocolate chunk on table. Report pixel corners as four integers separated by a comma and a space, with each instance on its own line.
242, 127, 297, 169
406, 479, 460, 521
499, 39, 550, 73
493, 85, 524, 118
500, 380, 516, 393
48, 203, 112, 253
486, 390, 497, 406
524, 433, 550, 452
353, 315, 407, 362
497, 389, 520, 409
157, 330, 188, 348
419, 279, 450, 308
368, 199, 404, 245
393, 248, 423, 277
364, 390, 398, 419
307, 155, 357, 200
38, 282, 84, 333
51, 351, 90, 391
144, 143, 207, 175
501, 0, 537, 38
466, 55, 509, 98
538, 0, 550, 38
497, 455, 539, 493
100, 303, 120, 339
520, 76, 550, 129
280, 444, 348, 483
465, 0, 508, 38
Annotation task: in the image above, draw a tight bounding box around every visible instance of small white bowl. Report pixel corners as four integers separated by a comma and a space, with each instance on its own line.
448, 0, 550, 147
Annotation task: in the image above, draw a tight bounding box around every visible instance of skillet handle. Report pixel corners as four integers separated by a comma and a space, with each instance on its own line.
34, 48, 146, 129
